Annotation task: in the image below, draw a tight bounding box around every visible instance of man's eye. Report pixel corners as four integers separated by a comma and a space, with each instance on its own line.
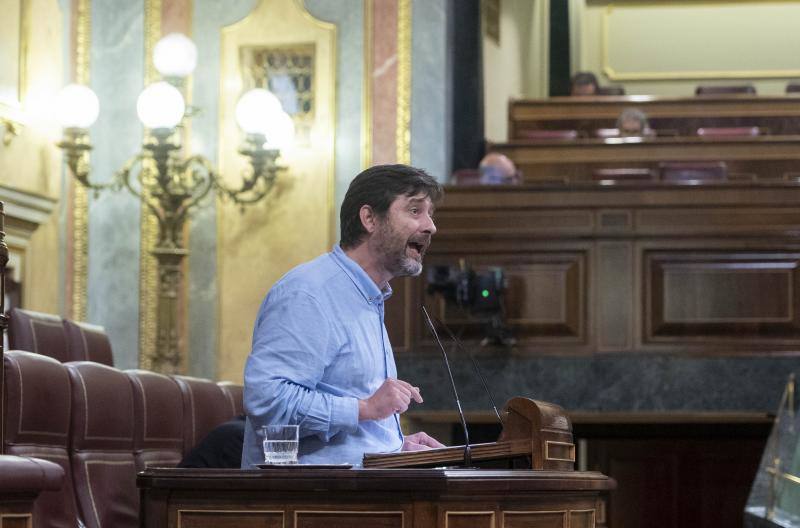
410, 207, 419, 214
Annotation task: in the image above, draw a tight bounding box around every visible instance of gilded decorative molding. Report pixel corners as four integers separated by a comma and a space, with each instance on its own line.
395, 0, 411, 164
139, 0, 162, 370
70, 0, 91, 322
361, 0, 373, 169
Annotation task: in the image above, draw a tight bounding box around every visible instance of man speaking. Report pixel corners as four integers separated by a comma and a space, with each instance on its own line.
241, 164, 446, 468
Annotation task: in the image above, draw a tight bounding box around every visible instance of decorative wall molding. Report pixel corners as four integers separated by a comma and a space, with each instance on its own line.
601, 1, 800, 81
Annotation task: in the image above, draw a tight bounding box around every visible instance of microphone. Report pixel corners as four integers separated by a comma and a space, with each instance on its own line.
421, 305, 471, 467
431, 313, 504, 427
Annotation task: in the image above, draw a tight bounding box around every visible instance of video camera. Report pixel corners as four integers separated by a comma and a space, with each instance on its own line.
426, 263, 515, 346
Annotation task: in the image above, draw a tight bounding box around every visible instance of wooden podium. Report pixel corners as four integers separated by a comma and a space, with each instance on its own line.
364, 397, 576, 470
137, 399, 614, 528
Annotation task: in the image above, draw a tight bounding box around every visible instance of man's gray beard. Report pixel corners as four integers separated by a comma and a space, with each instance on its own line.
398, 259, 422, 277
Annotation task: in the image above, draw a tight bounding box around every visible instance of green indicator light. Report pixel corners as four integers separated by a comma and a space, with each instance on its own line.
481, 289, 490, 298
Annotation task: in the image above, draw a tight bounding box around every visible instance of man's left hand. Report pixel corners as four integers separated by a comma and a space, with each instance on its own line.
402, 431, 446, 451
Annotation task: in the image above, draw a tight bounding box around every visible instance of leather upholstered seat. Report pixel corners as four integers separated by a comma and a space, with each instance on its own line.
218, 381, 244, 417
172, 375, 237, 457
126, 370, 184, 471
3, 351, 79, 528
65, 361, 138, 528
63, 319, 114, 366
8, 308, 70, 362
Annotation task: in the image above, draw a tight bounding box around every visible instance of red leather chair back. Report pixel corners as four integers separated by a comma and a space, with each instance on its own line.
8, 308, 70, 362
126, 370, 184, 471
66, 361, 138, 528
172, 375, 236, 456
63, 319, 114, 366
218, 381, 244, 417
3, 351, 79, 528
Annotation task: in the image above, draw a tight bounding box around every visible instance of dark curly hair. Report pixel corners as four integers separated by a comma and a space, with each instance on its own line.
339, 164, 443, 249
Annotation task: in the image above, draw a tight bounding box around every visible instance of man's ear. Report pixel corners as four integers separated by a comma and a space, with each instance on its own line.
359, 204, 378, 234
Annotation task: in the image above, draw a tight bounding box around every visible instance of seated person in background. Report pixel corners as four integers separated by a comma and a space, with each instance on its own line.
570, 71, 599, 96
616, 107, 652, 137
479, 152, 519, 185
178, 415, 246, 468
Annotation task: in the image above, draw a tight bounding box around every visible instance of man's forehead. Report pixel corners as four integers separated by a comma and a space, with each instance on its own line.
396, 193, 433, 205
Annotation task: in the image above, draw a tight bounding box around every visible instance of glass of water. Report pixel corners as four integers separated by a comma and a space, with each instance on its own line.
262, 424, 299, 464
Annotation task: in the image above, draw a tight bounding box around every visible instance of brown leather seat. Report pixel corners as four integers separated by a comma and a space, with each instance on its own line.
659, 161, 728, 181
63, 318, 114, 366
695, 84, 756, 95
65, 361, 138, 528
0, 454, 64, 496
8, 308, 70, 362
3, 351, 79, 528
126, 370, 184, 471
218, 381, 244, 417
173, 375, 237, 456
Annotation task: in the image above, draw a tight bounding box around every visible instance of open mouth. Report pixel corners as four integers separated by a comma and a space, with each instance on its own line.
407, 241, 425, 259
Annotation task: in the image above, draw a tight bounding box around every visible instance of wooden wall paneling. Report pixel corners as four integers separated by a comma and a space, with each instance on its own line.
599, 441, 680, 528
418, 250, 590, 350
596, 241, 634, 351
390, 184, 800, 356
644, 250, 800, 344
502, 510, 566, 528
443, 511, 496, 528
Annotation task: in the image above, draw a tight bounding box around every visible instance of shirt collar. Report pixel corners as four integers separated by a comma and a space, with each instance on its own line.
331, 245, 393, 304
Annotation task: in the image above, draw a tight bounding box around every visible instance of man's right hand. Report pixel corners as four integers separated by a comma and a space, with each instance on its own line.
358, 378, 423, 421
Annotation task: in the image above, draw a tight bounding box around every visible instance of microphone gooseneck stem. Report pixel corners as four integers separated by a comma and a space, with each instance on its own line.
421, 306, 471, 467
435, 314, 504, 426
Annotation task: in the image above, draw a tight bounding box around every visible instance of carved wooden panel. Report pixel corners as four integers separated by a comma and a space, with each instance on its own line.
569, 510, 595, 528
295, 510, 404, 528
645, 251, 800, 341
178, 510, 283, 528
502, 511, 566, 528
420, 253, 588, 346
444, 511, 495, 528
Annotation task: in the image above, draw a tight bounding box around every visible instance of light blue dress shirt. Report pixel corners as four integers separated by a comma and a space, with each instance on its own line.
241, 245, 404, 467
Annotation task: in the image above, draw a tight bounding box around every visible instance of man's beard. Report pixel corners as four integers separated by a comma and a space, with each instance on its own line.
374, 219, 424, 278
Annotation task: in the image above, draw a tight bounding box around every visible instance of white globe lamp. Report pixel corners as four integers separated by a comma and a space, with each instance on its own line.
136, 81, 186, 130
55, 84, 100, 129
153, 33, 198, 79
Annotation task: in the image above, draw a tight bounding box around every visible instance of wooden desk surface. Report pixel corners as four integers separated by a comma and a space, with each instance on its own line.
139, 467, 612, 492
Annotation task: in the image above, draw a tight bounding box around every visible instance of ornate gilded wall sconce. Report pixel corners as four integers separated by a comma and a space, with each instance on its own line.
55, 33, 294, 373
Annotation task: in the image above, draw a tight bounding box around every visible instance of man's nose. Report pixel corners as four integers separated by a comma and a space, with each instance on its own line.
423, 215, 437, 235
